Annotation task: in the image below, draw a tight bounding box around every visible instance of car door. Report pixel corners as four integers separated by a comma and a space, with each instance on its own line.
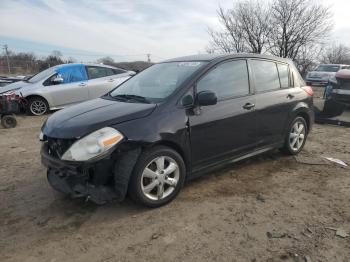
189, 59, 257, 170
44, 64, 89, 107
250, 59, 298, 146
86, 66, 128, 98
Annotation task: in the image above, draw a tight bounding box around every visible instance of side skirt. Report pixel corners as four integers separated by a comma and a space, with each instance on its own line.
189, 142, 283, 180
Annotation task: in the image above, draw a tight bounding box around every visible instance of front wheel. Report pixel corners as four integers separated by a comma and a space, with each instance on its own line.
281, 117, 308, 155
128, 146, 186, 208
27, 97, 49, 116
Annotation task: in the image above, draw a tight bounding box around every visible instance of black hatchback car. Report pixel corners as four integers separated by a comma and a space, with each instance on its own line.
40, 54, 314, 207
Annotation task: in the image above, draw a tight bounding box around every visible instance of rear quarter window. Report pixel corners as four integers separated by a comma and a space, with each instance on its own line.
112, 68, 126, 75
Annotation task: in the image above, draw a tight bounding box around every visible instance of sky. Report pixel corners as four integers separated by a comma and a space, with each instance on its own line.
0, 0, 349, 62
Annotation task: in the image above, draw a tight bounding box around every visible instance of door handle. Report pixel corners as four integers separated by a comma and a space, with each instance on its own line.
287, 94, 295, 99
242, 103, 255, 110
78, 82, 87, 87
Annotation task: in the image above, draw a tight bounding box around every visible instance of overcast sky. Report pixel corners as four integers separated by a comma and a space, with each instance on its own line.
0, 0, 349, 62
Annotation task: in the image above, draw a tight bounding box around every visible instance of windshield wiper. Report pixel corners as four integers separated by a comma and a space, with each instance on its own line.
112, 94, 150, 103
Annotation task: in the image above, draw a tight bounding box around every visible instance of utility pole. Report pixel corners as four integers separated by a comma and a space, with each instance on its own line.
2, 44, 11, 74
147, 53, 151, 63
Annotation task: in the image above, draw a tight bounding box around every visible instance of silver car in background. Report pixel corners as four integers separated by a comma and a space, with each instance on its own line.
0, 63, 135, 115
306, 64, 350, 87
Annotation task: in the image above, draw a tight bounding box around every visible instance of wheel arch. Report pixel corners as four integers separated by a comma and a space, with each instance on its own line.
147, 140, 191, 174
289, 101, 313, 134
25, 94, 52, 109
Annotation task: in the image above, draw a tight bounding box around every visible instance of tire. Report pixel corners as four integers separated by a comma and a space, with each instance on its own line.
27, 97, 49, 116
281, 116, 308, 155
1, 114, 17, 128
128, 146, 186, 208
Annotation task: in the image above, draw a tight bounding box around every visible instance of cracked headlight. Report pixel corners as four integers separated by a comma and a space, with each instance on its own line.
61, 127, 124, 161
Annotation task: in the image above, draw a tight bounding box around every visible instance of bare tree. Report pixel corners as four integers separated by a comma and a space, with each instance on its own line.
51, 50, 63, 59
295, 44, 324, 77
96, 56, 115, 65
207, 2, 271, 54
269, 0, 333, 60
207, 0, 333, 64
321, 43, 350, 64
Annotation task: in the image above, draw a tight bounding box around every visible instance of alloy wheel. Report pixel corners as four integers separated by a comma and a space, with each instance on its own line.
141, 156, 180, 201
289, 120, 306, 151
30, 100, 47, 115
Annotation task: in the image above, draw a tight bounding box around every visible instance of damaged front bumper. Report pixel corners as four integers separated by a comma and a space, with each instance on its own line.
41, 142, 141, 204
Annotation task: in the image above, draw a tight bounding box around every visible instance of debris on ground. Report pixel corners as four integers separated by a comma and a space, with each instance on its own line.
266, 231, 287, 239
151, 233, 160, 240
304, 255, 312, 262
322, 157, 348, 167
335, 229, 349, 238
325, 227, 349, 238
256, 193, 266, 202
294, 155, 330, 165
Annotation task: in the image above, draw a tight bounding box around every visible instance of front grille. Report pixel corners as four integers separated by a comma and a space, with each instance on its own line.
47, 137, 76, 158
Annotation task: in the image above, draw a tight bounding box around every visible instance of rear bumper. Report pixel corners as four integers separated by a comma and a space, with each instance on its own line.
306, 79, 328, 86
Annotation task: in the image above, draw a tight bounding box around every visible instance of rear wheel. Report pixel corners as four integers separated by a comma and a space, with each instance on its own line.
128, 146, 185, 208
27, 97, 49, 116
281, 117, 308, 155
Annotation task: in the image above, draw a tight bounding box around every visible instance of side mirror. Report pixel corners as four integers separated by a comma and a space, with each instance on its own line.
52, 75, 64, 84
197, 90, 217, 106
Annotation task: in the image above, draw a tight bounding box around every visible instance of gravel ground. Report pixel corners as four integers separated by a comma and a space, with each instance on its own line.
0, 115, 349, 262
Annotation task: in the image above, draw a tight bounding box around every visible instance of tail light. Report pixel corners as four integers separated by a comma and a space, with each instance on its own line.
301, 86, 313, 96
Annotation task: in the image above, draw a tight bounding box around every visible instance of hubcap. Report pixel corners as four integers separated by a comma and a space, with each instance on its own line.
289, 121, 306, 151
30, 100, 47, 115
141, 156, 180, 201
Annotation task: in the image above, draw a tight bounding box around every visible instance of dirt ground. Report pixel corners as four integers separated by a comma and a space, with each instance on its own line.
0, 115, 349, 262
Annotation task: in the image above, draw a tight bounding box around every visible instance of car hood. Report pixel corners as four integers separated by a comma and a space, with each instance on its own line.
43, 98, 157, 139
0, 81, 30, 93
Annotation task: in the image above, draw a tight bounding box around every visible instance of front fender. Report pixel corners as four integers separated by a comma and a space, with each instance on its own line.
22, 89, 55, 108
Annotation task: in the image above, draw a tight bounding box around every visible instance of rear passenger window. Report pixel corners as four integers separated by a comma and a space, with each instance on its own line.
87, 66, 107, 79
105, 68, 114, 76
277, 64, 290, 88
197, 60, 250, 100
251, 60, 280, 92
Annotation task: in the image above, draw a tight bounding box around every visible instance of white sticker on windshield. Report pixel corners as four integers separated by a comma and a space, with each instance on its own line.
178, 62, 201, 67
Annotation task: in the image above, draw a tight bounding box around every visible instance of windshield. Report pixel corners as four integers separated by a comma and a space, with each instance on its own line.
316, 65, 340, 72
28, 67, 56, 83
110, 61, 207, 103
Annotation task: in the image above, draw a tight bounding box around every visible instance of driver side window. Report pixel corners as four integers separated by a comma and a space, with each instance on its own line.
196, 60, 250, 100
43, 74, 60, 86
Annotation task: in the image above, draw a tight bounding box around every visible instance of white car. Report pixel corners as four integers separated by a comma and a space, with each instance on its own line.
0, 63, 135, 115
306, 64, 350, 87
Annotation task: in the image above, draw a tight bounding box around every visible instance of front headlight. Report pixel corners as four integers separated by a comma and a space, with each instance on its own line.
61, 127, 124, 161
